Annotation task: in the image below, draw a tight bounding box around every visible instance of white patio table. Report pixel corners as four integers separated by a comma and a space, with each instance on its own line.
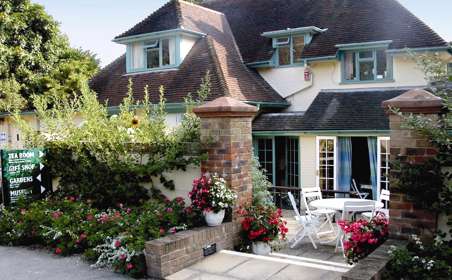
309, 198, 384, 212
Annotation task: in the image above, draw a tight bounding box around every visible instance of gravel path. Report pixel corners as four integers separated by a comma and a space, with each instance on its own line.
0, 246, 131, 280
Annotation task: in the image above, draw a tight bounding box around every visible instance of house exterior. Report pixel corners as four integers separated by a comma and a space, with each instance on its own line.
4, 0, 450, 205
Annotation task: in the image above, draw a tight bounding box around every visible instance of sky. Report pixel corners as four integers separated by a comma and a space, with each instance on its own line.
32, 0, 452, 67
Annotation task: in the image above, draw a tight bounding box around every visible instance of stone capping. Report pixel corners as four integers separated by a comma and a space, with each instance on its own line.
382, 88, 443, 114
341, 239, 405, 280
193, 96, 258, 118
144, 222, 240, 279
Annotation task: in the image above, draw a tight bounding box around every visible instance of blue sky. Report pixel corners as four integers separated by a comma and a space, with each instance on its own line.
33, 0, 452, 67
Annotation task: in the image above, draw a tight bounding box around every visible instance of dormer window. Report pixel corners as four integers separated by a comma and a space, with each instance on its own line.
275, 35, 305, 66
262, 26, 327, 68
337, 41, 394, 83
114, 28, 204, 74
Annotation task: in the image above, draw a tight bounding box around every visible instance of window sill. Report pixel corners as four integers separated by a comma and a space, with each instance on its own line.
340, 79, 395, 85
125, 66, 179, 75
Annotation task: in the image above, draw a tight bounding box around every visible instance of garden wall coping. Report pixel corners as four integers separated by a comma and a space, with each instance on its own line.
341, 239, 405, 280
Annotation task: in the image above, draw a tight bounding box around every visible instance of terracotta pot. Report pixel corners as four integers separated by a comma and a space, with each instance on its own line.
252, 241, 271, 255
203, 209, 225, 227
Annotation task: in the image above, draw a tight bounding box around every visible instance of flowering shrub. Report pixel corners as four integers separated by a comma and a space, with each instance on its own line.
0, 196, 193, 278
338, 214, 389, 264
189, 174, 237, 213
385, 235, 452, 280
238, 205, 288, 244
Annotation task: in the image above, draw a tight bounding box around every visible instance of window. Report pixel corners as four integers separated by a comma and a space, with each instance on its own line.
286, 137, 299, 187
129, 37, 177, 72
316, 136, 336, 192
342, 49, 391, 82
447, 63, 452, 79
274, 34, 306, 66
377, 137, 390, 196
256, 138, 274, 184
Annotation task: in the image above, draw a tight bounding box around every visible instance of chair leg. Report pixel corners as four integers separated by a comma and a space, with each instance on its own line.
308, 233, 317, 249
290, 229, 306, 249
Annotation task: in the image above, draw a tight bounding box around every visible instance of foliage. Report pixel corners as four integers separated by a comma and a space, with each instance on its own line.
10, 74, 210, 208
251, 156, 274, 207
0, 196, 193, 278
189, 174, 237, 213
337, 214, 389, 264
385, 235, 452, 280
0, 0, 99, 109
237, 205, 288, 245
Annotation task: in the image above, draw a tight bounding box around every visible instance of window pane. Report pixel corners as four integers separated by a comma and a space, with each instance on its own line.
344, 52, 357, 80
146, 48, 159, 68
359, 61, 375, 80
278, 46, 290, 65
359, 51, 373, 59
162, 39, 170, 66
293, 35, 305, 63
376, 50, 388, 79
276, 37, 290, 45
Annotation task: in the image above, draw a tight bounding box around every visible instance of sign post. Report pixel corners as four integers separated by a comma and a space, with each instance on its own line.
1, 149, 51, 205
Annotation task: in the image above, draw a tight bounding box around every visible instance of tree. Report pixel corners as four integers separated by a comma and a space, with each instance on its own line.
0, 0, 99, 110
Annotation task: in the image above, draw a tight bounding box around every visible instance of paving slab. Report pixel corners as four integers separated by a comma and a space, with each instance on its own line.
269, 264, 338, 280
189, 250, 249, 274
226, 258, 288, 280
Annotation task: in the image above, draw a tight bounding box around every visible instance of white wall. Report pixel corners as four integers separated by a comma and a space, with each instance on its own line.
180, 35, 197, 62
258, 53, 433, 112
144, 165, 200, 203
299, 136, 317, 189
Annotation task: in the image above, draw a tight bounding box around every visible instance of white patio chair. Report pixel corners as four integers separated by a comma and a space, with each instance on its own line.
301, 187, 336, 236
351, 179, 369, 199
288, 192, 319, 249
362, 189, 390, 220
336, 201, 375, 254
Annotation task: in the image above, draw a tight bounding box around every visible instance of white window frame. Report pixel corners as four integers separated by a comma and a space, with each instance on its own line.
273, 34, 307, 67
316, 136, 337, 191
377, 137, 390, 201
142, 37, 176, 70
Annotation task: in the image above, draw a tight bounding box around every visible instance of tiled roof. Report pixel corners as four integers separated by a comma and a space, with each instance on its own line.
92, 1, 285, 106
253, 112, 305, 131
204, 0, 448, 63
252, 89, 408, 131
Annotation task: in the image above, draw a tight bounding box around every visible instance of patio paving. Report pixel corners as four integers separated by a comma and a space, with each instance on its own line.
167, 211, 352, 280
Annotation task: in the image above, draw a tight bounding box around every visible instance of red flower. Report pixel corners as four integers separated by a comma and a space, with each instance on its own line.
114, 240, 121, 248
55, 248, 62, 255
159, 228, 165, 235
120, 254, 126, 261
126, 263, 134, 270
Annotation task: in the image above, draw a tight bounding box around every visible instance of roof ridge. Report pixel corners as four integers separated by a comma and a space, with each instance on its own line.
205, 36, 231, 97
115, 0, 182, 39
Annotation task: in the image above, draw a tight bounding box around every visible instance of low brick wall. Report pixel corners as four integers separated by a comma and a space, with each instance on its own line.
341, 239, 404, 280
144, 222, 240, 279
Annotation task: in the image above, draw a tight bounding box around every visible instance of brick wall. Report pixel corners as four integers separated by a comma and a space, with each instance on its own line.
145, 222, 240, 278
382, 89, 443, 238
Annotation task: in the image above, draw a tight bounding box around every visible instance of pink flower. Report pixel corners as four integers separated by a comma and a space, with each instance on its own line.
119, 254, 126, 261
166, 207, 173, 213
86, 214, 94, 221
51, 211, 63, 219
114, 240, 121, 248
126, 263, 134, 270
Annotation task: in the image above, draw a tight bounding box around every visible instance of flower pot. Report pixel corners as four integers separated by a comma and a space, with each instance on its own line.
203, 209, 225, 227
252, 241, 271, 255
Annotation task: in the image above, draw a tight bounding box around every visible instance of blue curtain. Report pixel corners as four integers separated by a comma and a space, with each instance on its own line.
367, 137, 378, 200
338, 137, 352, 193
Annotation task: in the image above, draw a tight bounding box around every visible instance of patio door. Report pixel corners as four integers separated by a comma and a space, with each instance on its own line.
316, 136, 337, 193
377, 137, 390, 199
254, 137, 275, 185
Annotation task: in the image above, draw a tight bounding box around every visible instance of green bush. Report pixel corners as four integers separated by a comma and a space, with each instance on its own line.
385, 235, 452, 280
0, 196, 195, 278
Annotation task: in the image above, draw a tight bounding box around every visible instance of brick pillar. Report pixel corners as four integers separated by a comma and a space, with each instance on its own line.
382, 89, 443, 239
193, 97, 257, 218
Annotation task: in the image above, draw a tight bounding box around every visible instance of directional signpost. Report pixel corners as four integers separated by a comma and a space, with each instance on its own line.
1, 149, 51, 205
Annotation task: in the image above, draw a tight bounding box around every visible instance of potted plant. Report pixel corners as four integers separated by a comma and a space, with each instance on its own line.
238, 205, 288, 255
189, 174, 237, 227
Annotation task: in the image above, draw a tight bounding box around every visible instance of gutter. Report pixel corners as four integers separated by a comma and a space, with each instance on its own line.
252, 130, 390, 136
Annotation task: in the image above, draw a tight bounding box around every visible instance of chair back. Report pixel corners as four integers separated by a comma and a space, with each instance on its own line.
379, 189, 390, 208
341, 200, 375, 220
288, 192, 302, 218
301, 187, 323, 215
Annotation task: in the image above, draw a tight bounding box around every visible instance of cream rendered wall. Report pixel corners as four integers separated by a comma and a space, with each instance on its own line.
258, 53, 430, 112
180, 35, 197, 62
299, 136, 317, 189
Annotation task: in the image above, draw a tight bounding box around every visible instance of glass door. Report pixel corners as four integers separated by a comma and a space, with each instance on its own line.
377, 137, 390, 199
254, 137, 275, 185
316, 136, 337, 194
